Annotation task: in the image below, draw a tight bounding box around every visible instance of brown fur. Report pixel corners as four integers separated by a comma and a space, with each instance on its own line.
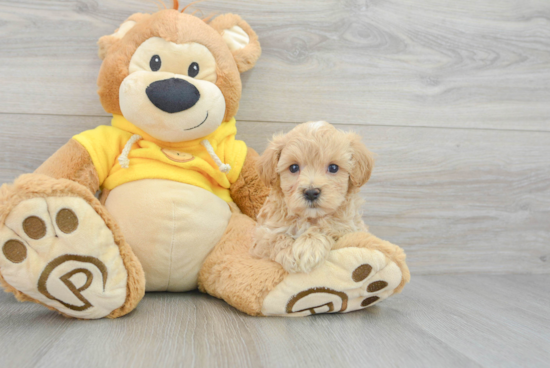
0, 174, 145, 319
198, 212, 288, 316
97, 13, 151, 60
209, 14, 262, 73
198, 212, 410, 316
348, 133, 375, 187
99, 188, 111, 206
252, 122, 375, 273
229, 148, 270, 219
34, 139, 99, 194
97, 9, 260, 122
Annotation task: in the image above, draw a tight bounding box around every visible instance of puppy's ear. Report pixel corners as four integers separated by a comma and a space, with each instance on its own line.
257, 134, 286, 187
348, 133, 375, 188
209, 14, 261, 73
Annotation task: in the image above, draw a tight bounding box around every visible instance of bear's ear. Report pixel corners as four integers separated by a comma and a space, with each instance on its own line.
97, 21, 136, 60
209, 14, 261, 73
97, 13, 149, 60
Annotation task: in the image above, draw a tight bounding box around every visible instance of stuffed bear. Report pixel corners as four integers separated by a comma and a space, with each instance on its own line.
0, 4, 410, 319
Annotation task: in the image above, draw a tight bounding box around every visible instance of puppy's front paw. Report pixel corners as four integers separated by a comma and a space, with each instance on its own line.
274, 246, 300, 273
276, 233, 332, 273
249, 242, 262, 259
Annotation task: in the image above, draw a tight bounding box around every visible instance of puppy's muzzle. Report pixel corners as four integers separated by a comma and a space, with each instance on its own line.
304, 188, 321, 202
146, 78, 200, 113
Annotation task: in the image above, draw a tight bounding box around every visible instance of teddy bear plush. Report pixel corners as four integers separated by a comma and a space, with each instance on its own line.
0, 3, 410, 319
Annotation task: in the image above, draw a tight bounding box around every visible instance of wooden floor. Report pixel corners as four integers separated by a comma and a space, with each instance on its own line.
0, 0, 549, 366
0, 275, 548, 368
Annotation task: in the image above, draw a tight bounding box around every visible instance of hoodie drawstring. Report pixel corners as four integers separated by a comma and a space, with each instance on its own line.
119, 134, 142, 169
201, 139, 231, 173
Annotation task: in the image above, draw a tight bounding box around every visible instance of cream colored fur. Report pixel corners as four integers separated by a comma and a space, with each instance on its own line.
0, 174, 145, 319
251, 122, 375, 273
0, 196, 128, 319
105, 179, 231, 292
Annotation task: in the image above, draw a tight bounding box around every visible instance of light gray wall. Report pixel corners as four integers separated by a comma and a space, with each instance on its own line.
0, 0, 548, 275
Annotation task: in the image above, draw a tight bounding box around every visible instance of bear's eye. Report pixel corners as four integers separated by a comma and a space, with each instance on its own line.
289, 164, 300, 173
328, 164, 339, 173
188, 62, 199, 78
150, 55, 161, 72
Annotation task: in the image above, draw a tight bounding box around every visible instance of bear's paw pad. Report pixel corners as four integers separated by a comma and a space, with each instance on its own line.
261, 247, 403, 316
0, 197, 128, 319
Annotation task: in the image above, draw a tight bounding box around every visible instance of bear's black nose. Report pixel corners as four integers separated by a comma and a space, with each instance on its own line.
146, 78, 200, 113
304, 188, 321, 201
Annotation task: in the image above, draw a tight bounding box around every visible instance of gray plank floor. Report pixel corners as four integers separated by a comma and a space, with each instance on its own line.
0, 275, 548, 368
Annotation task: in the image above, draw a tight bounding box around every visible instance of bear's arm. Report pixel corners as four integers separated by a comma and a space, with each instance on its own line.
34, 139, 100, 194
229, 148, 270, 219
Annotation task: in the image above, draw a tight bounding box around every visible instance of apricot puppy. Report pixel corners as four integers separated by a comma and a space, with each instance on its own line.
251, 121, 375, 273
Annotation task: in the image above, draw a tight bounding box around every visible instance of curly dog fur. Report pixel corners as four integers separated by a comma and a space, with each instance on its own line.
250, 121, 376, 273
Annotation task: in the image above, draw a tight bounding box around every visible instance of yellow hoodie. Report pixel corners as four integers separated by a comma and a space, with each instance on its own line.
73, 115, 247, 203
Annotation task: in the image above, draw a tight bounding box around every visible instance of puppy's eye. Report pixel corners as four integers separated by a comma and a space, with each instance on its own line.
150, 55, 161, 72
328, 164, 339, 173
289, 164, 300, 173
188, 62, 199, 78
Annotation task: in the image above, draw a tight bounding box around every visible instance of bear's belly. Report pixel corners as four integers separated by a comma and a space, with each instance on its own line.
104, 179, 231, 292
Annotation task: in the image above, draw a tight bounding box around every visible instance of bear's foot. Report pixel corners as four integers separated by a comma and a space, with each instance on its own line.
261, 233, 410, 316
0, 175, 145, 319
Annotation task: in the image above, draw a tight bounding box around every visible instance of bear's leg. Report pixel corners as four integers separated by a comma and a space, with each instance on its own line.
0, 174, 145, 319
198, 212, 287, 316
199, 212, 410, 317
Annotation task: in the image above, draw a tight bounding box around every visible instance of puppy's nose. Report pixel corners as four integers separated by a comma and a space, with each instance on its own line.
146, 78, 200, 113
304, 188, 321, 201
